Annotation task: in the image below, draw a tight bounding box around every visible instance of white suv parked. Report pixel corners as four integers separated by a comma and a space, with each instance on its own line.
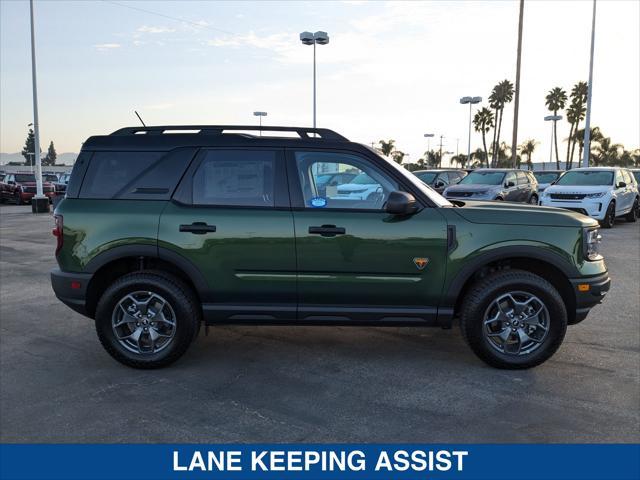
539, 167, 639, 228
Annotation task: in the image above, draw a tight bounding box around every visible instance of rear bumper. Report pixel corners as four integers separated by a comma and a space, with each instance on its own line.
569, 272, 611, 324
50, 268, 93, 317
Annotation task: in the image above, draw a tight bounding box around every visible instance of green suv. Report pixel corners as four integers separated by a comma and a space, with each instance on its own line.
51, 126, 610, 369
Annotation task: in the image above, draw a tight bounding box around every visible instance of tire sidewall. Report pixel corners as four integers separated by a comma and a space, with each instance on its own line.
463, 273, 567, 368
95, 274, 198, 367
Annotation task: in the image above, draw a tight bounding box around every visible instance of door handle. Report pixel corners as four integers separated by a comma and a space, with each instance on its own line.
308, 225, 346, 237
179, 222, 217, 234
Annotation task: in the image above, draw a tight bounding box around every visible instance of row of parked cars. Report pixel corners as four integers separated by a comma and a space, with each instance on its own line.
412, 167, 640, 228
0, 171, 71, 204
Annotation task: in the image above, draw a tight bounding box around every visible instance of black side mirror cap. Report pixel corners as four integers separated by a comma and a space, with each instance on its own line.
617, 181, 626, 188
506, 181, 515, 188
434, 181, 445, 188
385, 191, 419, 215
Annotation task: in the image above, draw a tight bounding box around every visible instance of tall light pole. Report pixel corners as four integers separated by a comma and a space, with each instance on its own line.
424, 133, 434, 153
29, 0, 47, 213
460, 96, 482, 165
582, 0, 597, 168
438, 135, 445, 168
511, 0, 525, 168
300, 31, 329, 130
544, 115, 562, 167
253, 111, 267, 136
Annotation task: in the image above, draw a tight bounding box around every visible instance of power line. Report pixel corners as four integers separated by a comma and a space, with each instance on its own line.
101, 0, 236, 36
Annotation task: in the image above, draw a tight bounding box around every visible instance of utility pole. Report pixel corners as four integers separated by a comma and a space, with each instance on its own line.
29, 0, 48, 212
582, 0, 597, 168
511, 0, 525, 168
438, 135, 444, 168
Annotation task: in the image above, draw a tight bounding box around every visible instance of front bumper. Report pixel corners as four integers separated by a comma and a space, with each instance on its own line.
50, 268, 93, 317
539, 198, 607, 220
569, 272, 611, 324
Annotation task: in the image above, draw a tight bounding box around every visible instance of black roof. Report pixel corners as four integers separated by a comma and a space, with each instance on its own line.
83, 125, 352, 151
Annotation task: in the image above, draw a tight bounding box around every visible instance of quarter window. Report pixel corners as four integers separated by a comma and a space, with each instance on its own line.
192, 150, 275, 207
294, 151, 399, 210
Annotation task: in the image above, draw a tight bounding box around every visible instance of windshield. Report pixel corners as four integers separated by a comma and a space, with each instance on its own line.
15, 174, 36, 182
460, 171, 505, 185
351, 173, 377, 185
555, 171, 613, 186
533, 172, 560, 183
415, 172, 437, 183
633, 171, 640, 183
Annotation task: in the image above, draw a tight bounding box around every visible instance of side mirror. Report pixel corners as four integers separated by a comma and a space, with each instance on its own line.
617, 181, 626, 188
434, 181, 445, 188
506, 181, 515, 188
385, 191, 418, 215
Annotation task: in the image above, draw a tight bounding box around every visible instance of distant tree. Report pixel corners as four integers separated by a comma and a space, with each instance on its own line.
545, 87, 567, 167
574, 126, 603, 167
565, 81, 588, 169
391, 150, 407, 164
473, 107, 494, 168
591, 136, 623, 166
519, 139, 538, 170
377, 139, 396, 157
21, 128, 40, 166
450, 154, 468, 168
488, 79, 514, 166
43, 141, 57, 166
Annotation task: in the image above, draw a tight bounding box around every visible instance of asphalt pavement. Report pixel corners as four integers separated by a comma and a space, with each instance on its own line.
1, 204, 638, 443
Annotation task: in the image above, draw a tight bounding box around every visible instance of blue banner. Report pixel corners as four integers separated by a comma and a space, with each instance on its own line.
1, 444, 638, 480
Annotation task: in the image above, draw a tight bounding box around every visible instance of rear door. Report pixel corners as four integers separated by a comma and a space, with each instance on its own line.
516, 171, 529, 202
287, 149, 448, 324
159, 148, 297, 322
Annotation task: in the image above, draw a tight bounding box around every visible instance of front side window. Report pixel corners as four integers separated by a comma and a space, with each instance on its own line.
192, 150, 275, 207
516, 171, 528, 185
295, 151, 399, 210
414, 171, 437, 184
505, 172, 517, 186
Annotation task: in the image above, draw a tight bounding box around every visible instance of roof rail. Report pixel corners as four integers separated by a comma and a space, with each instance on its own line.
110, 125, 348, 141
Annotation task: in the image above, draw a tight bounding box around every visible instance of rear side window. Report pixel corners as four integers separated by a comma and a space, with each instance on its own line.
516, 171, 528, 185
192, 150, 276, 207
79, 151, 164, 199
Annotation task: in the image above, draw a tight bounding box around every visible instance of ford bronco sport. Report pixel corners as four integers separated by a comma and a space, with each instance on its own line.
51, 126, 610, 369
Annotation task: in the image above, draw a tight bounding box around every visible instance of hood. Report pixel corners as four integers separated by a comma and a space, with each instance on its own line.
452, 200, 597, 228
537, 183, 551, 191
543, 185, 610, 194
445, 184, 499, 193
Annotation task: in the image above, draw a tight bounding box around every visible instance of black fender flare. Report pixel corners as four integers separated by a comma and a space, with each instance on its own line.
443, 245, 579, 307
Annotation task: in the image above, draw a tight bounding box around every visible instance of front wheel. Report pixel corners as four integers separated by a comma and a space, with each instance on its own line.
459, 269, 567, 369
95, 271, 201, 369
599, 201, 616, 228
528, 194, 538, 205
625, 198, 638, 222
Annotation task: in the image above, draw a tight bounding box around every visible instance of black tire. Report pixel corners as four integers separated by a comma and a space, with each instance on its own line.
529, 194, 538, 205
14, 193, 23, 205
459, 269, 567, 369
599, 201, 615, 228
625, 198, 638, 222
494, 197, 504, 201
95, 271, 201, 369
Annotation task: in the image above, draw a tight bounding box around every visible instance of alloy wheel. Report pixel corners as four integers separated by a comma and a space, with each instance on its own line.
111, 291, 176, 354
483, 291, 550, 356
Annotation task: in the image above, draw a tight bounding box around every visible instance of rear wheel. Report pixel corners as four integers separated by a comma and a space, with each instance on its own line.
625, 198, 638, 222
529, 194, 538, 205
459, 269, 567, 369
600, 201, 615, 228
95, 271, 201, 369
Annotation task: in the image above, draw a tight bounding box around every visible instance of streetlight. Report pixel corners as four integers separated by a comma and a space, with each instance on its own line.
544, 114, 562, 166
253, 111, 267, 136
582, 0, 597, 168
460, 96, 482, 165
424, 133, 434, 153
438, 135, 445, 168
300, 31, 329, 130
28, 0, 47, 213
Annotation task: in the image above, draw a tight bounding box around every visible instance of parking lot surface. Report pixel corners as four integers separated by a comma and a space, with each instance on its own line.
1, 204, 638, 443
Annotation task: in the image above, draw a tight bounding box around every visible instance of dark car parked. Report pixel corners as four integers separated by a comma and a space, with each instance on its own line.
443, 168, 539, 204
413, 169, 467, 194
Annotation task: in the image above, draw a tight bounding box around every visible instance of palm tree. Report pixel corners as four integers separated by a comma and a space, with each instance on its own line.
544, 87, 567, 167
423, 150, 440, 167
473, 107, 494, 168
470, 148, 487, 168
450, 154, 468, 168
494, 141, 514, 168
574, 126, 603, 167
488, 79, 514, 167
565, 81, 588, 169
592, 136, 623, 166
391, 151, 407, 164
520, 139, 538, 170
377, 139, 396, 157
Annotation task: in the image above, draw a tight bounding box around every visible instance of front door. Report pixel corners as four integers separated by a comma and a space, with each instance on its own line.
504, 172, 519, 201
159, 148, 297, 322
288, 149, 448, 324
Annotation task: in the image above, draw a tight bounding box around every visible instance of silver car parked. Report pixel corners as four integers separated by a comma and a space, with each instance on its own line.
443, 168, 539, 204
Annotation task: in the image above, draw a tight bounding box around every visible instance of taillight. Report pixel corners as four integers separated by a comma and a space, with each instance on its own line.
52, 214, 63, 255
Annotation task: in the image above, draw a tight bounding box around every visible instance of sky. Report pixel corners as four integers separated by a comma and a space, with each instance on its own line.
1, 0, 639, 166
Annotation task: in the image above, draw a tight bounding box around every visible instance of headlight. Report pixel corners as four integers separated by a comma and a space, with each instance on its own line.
585, 192, 606, 198
584, 228, 602, 261
541, 191, 550, 198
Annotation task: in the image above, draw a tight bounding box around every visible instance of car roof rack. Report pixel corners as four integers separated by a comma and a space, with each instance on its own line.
110, 125, 348, 141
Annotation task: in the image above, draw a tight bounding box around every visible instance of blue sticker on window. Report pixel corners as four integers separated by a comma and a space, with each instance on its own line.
310, 197, 327, 208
